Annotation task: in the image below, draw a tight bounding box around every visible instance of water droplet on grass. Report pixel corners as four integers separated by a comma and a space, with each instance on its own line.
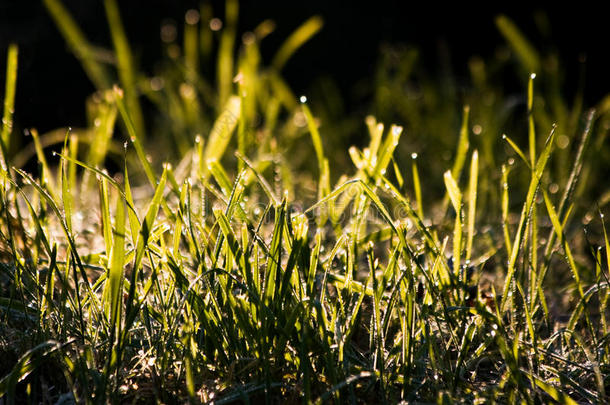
185, 9, 200, 25
209, 18, 222, 31
299, 95, 307, 103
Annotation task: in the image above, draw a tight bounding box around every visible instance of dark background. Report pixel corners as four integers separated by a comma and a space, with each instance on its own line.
1, 0, 608, 134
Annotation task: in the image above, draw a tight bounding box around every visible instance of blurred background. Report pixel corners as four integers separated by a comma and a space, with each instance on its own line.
1, 0, 608, 134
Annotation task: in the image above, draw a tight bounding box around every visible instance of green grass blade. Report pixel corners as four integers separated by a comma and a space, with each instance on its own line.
43, 0, 111, 90
235, 151, 280, 206
108, 191, 126, 332
113, 86, 156, 187
501, 164, 513, 256
272, 16, 323, 72
528, 73, 536, 163
533, 376, 578, 405
1, 44, 18, 158
501, 126, 556, 312
217, 0, 238, 108
451, 105, 470, 182
30, 129, 57, 200
104, 0, 144, 140
542, 189, 584, 299
301, 100, 326, 176
203, 96, 241, 176
466, 150, 478, 262
444, 170, 463, 274
503, 134, 531, 170
411, 153, 424, 218
495, 15, 540, 74
98, 175, 112, 255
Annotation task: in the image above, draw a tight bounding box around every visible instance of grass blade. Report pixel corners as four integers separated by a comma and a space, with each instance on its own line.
1, 44, 18, 159
272, 16, 323, 72
43, 0, 111, 90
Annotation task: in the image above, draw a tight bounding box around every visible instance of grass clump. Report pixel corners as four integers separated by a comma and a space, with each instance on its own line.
1, 2, 610, 404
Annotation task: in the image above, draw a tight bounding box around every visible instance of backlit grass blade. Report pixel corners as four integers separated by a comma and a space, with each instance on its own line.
501, 164, 512, 256
217, 0, 238, 108
30, 129, 58, 200
108, 191, 126, 332
411, 153, 424, 218
203, 96, 241, 175
124, 164, 141, 247
104, 0, 144, 140
264, 200, 286, 306
214, 208, 243, 267
496, 15, 540, 74
235, 151, 280, 206
124, 165, 167, 318
43, 0, 111, 90
98, 175, 112, 254
373, 125, 402, 179
527, 73, 539, 309
533, 376, 578, 405
542, 190, 584, 299
1, 44, 18, 158
391, 157, 404, 188
527, 74, 536, 163
466, 150, 478, 262
501, 126, 556, 312
183, 9, 200, 78
503, 134, 531, 170
541, 109, 595, 273
114, 86, 156, 187
451, 105, 470, 182
301, 100, 326, 176
444, 170, 463, 273
86, 90, 117, 172
60, 132, 74, 235
271, 16, 323, 72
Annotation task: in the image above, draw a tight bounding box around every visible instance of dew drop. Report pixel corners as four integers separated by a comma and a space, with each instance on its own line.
161, 23, 177, 43
299, 95, 307, 104
150, 77, 164, 91
209, 18, 222, 31
185, 9, 200, 25
411, 153, 418, 159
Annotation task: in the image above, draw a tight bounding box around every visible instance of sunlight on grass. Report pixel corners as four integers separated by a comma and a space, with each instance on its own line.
1, 2, 609, 404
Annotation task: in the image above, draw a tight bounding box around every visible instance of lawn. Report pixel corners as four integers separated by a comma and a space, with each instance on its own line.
1, 1, 609, 403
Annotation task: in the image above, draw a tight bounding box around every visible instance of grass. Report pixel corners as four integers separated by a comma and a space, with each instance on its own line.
1, 2, 610, 404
